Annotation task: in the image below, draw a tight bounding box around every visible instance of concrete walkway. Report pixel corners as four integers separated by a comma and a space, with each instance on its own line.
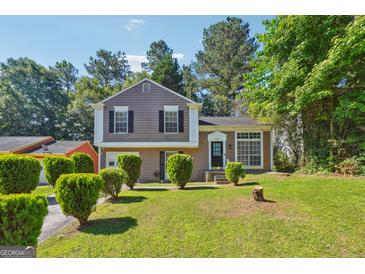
131, 184, 229, 190
38, 195, 107, 243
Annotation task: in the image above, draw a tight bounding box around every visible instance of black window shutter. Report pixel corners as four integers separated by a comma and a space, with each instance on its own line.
159, 110, 164, 133
128, 111, 134, 133
178, 110, 184, 133
160, 151, 165, 180
109, 110, 114, 133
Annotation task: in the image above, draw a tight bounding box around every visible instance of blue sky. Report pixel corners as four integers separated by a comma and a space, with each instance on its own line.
0, 16, 274, 75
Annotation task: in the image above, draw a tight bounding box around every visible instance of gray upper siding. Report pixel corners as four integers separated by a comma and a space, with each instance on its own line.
103, 80, 191, 142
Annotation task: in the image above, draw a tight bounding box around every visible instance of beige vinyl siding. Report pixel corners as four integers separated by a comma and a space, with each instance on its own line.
100, 130, 272, 182
103, 80, 190, 142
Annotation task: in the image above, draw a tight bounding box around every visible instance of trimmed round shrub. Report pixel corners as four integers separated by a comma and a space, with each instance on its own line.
71, 152, 94, 173
99, 168, 128, 199
0, 194, 48, 246
43, 156, 75, 186
55, 173, 103, 225
117, 154, 142, 190
225, 162, 245, 185
166, 154, 193, 189
0, 155, 41, 194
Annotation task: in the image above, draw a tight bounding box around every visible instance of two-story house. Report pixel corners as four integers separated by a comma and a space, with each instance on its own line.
94, 78, 273, 182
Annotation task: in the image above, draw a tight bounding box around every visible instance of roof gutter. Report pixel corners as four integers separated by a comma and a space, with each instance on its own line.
199, 125, 273, 132
11, 136, 55, 154
95, 142, 199, 148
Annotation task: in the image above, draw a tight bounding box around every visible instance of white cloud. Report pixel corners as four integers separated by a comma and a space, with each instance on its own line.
123, 19, 145, 32
126, 53, 184, 72
129, 19, 144, 24
172, 53, 184, 59
126, 55, 147, 72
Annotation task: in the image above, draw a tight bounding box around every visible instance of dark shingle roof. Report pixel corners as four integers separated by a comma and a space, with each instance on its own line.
0, 136, 52, 152
30, 141, 86, 154
199, 117, 272, 126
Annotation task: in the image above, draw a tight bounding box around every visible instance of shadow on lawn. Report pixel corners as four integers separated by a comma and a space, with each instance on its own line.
236, 181, 260, 187
80, 217, 137, 235
184, 186, 218, 191
262, 199, 276, 203
134, 188, 169, 192
112, 196, 148, 204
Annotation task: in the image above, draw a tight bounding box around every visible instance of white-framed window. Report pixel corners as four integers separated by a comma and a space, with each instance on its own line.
114, 106, 128, 134
106, 152, 140, 168
108, 160, 116, 167
236, 132, 262, 167
164, 106, 178, 134
142, 83, 150, 93
165, 151, 178, 179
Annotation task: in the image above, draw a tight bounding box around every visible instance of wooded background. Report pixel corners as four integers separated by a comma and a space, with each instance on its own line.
1, 16, 364, 172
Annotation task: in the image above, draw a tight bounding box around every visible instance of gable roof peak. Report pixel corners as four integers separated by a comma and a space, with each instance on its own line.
100, 78, 196, 104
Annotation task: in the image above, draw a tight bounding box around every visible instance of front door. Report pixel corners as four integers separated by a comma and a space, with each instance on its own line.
211, 141, 223, 169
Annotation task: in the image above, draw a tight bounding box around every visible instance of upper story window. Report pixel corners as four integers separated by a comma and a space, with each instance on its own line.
164, 106, 178, 134
114, 106, 128, 134
142, 83, 150, 93
236, 132, 262, 167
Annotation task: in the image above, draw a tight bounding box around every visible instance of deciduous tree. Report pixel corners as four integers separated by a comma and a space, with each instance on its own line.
66, 76, 118, 140
242, 16, 364, 168
0, 58, 69, 138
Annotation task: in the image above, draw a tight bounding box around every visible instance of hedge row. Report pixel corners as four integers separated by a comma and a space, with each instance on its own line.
0, 152, 245, 247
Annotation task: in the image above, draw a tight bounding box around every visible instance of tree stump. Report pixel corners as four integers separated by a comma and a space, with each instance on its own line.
252, 186, 264, 202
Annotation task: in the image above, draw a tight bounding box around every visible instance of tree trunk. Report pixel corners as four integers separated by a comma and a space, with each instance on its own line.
78, 216, 89, 226
329, 95, 334, 159
252, 186, 264, 202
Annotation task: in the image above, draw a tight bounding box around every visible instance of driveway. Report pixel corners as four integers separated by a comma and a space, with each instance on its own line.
38, 195, 75, 243
38, 195, 106, 243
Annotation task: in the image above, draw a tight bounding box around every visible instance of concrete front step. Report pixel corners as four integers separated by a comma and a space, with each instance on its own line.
215, 180, 230, 185
214, 175, 230, 184
205, 170, 225, 182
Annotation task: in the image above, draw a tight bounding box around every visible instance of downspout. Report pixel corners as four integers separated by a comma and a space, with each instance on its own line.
98, 147, 101, 172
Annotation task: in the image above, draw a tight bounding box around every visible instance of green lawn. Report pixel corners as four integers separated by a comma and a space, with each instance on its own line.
38, 174, 365, 258
32, 185, 54, 197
